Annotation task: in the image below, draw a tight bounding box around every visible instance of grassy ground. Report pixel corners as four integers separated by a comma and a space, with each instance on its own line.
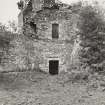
0, 71, 105, 105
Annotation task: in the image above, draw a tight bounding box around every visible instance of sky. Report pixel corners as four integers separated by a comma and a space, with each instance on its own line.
0, 0, 105, 24
0, 0, 19, 24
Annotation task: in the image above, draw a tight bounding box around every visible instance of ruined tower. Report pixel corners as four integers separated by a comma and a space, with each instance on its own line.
18, 0, 79, 74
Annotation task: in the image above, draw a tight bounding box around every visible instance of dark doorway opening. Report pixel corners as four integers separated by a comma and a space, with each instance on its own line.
49, 60, 59, 75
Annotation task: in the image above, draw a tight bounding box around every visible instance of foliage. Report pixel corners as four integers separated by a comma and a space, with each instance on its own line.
78, 4, 105, 71
0, 23, 12, 49
8, 20, 18, 33
0, 23, 8, 32
0, 22, 16, 65
0, 21, 40, 71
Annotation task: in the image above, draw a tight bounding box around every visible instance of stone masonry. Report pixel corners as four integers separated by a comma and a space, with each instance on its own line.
18, 0, 80, 74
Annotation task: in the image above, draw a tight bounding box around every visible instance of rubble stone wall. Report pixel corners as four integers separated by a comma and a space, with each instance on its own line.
17, 0, 80, 73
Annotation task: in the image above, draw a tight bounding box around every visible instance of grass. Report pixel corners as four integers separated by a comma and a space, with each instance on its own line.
0, 71, 105, 105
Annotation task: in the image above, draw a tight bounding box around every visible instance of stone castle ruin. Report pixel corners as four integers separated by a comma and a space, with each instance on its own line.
18, 0, 80, 75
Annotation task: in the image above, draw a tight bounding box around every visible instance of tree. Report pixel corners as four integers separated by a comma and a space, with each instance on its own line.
78, 4, 105, 72
0, 22, 16, 65
8, 20, 18, 33
0, 23, 8, 32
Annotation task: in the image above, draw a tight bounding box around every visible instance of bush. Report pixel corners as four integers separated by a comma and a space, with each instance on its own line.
78, 4, 105, 72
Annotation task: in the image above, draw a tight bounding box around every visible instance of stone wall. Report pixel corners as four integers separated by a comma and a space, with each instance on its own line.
17, 0, 81, 73
18, 12, 23, 34
23, 9, 78, 40
2, 35, 41, 71
32, 0, 43, 12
